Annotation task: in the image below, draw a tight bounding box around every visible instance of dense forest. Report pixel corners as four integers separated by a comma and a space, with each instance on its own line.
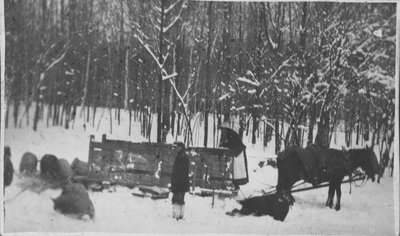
4, 1, 396, 155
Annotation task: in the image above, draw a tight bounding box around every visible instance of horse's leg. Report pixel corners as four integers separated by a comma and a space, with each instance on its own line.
325, 182, 334, 208
334, 180, 342, 211
282, 175, 297, 205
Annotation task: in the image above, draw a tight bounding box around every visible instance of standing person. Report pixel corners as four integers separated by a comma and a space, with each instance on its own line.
171, 141, 190, 220
4, 146, 14, 188
219, 123, 249, 189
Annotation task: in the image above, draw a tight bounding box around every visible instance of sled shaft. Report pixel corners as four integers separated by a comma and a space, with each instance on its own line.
291, 176, 365, 194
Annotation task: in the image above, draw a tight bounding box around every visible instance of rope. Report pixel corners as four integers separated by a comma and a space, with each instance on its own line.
239, 188, 248, 199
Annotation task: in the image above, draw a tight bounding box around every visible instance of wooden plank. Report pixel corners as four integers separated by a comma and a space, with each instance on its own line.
138, 185, 169, 195
192, 188, 237, 198
151, 192, 169, 200
132, 192, 146, 198
109, 172, 156, 187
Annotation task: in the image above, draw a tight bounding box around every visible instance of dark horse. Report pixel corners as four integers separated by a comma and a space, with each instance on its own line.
276, 145, 379, 211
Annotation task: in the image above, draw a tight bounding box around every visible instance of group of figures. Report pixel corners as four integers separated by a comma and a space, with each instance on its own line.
3, 147, 95, 220
3, 128, 381, 223
3, 142, 193, 222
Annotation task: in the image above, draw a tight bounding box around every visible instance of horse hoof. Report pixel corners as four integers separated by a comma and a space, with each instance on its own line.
335, 206, 340, 211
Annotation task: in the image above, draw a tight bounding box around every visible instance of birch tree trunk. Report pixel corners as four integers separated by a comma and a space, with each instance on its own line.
124, 48, 129, 110
157, 0, 165, 143
204, 1, 213, 147
80, 48, 91, 118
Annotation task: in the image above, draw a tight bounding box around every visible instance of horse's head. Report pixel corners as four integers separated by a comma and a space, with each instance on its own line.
361, 145, 379, 182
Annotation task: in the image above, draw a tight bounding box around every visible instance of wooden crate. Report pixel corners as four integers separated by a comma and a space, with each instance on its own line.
87, 135, 235, 190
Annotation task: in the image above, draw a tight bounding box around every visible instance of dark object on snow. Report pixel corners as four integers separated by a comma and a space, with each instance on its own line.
52, 183, 95, 220
378, 149, 390, 183
227, 194, 290, 221
20, 152, 38, 175
57, 158, 74, 180
276, 145, 379, 211
258, 159, 277, 169
40, 154, 60, 179
219, 126, 249, 186
4, 146, 14, 187
71, 158, 89, 176
258, 161, 265, 168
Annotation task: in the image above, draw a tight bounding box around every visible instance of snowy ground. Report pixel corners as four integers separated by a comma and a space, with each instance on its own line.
2, 106, 397, 235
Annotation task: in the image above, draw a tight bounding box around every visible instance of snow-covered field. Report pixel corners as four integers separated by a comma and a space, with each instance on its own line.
2, 106, 397, 235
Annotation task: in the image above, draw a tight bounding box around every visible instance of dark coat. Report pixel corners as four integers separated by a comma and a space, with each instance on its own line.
20, 152, 38, 174
219, 127, 246, 156
53, 183, 95, 220
57, 159, 74, 180
219, 127, 249, 186
228, 194, 290, 221
40, 154, 60, 179
4, 147, 14, 187
171, 148, 190, 193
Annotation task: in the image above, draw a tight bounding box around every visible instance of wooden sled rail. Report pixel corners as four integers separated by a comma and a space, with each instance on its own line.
262, 176, 366, 196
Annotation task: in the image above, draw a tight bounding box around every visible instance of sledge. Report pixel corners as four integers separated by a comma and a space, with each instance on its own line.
81, 134, 243, 192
